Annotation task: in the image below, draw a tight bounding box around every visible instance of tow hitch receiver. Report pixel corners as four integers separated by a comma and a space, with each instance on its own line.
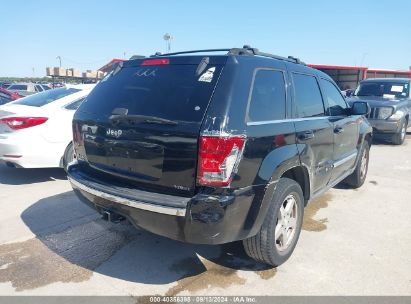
101, 210, 125, 223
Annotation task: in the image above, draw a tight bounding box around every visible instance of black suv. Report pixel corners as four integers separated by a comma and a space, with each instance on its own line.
68, 47, 372, 266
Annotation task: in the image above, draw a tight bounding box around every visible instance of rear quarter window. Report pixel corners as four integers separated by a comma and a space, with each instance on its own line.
13, 88, 81, 107
247, 69, 286, 122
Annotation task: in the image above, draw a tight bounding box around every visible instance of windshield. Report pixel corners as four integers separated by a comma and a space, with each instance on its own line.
12, 87, 81, 107
79, 64, 223, 123
355, 81, 409, 98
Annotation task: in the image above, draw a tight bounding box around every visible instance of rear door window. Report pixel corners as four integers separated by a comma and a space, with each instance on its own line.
292, 73, 325, 118
247, 69, 286, 122
79, 63, 223, 123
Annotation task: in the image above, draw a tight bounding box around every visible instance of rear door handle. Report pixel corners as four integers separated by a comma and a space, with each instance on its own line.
298, 130, 315, 141
334, 127, 344, 134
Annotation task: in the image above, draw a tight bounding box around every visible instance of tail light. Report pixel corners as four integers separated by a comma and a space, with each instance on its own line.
72, 122, 83, 146
197, 135, 246, 187
0, 117, 48, 130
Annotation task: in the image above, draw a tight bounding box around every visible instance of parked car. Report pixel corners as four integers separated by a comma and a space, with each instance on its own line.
6, 83, 50, 96
348, 78, 410, 145
0, 82, 12, 89
36, 83, 51, 91
0, 84, 95, 169
0, 87, 23, 105
67, 47, 372, 266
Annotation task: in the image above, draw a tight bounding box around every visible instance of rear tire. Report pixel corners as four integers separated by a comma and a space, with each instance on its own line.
62, 142, 74, 172
243, 178, 304, 266
344, 141, 370, 188
392, 119, 407, 145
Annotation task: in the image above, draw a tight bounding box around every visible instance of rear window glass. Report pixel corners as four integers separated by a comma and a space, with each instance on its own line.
79, 64, 223, 123
293, 73, 325, 118
65, 97, 86, 110
13, 87, 80, 107
8, 84, 27, 91
248, 69, 286, 122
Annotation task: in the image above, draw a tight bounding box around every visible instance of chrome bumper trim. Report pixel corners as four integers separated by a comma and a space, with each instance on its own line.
68, 176, 187, 217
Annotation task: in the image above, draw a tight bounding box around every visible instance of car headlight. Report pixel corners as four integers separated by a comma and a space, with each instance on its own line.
377, 107, 393, 119
389, 110, 404, 120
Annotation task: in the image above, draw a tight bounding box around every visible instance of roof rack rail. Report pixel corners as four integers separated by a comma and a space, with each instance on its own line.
150, 45, 305, 65
150, 49, 231, 57
237, 45, 305, 65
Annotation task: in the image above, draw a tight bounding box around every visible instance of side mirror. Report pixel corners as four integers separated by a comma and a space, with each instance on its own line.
351, 101, 370, 116
345, 90, 353, 97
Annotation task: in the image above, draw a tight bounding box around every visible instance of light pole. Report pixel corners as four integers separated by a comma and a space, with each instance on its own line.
359, 53, 368, 67
163, 33, 173, 52
56, 56, 62, 68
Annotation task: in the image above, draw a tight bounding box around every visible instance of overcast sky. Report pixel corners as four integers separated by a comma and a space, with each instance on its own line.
1, 0, 410, 77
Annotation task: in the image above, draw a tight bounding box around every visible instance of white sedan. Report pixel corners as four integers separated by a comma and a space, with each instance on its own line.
0, 84, 95, 169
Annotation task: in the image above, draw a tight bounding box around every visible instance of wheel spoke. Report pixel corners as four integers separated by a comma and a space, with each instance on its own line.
279, 205, 286, 218
284, 196, 295, 214
275, 221, 282, 240
361, 151, 368, 177
282, 228, 289, 247
288, 217, 297, 229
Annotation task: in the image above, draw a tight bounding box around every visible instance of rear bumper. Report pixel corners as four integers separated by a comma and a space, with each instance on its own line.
68, 162, 272, 245
0, 134, 65, 168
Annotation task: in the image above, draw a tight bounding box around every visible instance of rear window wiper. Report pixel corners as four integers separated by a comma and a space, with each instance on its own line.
109, 114, 178, 125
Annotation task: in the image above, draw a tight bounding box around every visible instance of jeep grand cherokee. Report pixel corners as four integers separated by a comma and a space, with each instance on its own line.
67, 46, 372, 266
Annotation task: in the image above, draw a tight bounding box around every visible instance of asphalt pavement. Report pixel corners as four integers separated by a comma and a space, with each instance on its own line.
0, 136, 410, 297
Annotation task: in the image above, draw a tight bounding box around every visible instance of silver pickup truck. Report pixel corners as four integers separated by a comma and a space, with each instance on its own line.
348, 78, 411, 145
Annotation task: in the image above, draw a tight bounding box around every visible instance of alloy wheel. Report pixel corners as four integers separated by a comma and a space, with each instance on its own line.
360, 148, 368, 180
275, 194, 298, 252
